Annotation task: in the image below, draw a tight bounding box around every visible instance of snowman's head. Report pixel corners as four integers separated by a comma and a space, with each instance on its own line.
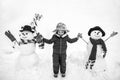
19, 25, 35, 40
90, 30, 103, 40
88, 26, 105, 40
19, 31, 34, 40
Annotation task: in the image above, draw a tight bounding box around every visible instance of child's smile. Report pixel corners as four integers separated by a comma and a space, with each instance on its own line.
58, 30, 64, 36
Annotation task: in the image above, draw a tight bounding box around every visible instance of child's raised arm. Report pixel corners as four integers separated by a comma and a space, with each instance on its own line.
67, 35, 78, 43
43, 35, 55, 44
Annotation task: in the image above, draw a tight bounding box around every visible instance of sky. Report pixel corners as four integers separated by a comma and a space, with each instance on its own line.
0, 0, 120, 80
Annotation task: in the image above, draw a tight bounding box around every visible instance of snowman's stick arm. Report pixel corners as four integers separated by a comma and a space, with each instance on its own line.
81, 38, 88, 44
78, 33, 88, 44
31, 14, 43, 34
105, 31, 118, 42
31, 14, 44, 49
33, 14, 43, 27
105, 36, 111, 42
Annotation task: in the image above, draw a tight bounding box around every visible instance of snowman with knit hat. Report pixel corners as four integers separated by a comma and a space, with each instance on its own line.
79, 26, 118, 75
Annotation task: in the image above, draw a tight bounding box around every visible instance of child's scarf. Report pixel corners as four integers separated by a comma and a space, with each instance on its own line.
89, 37, 107, 60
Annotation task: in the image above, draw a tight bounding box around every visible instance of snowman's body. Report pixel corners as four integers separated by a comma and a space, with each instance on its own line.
19, 43, 36, 55
17, 43, 39, 69
87, 41, 106, 72
87, 42, 103, 59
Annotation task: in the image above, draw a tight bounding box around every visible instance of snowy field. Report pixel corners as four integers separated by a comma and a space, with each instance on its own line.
0, 0, 120, 80
0, 30, 120, 80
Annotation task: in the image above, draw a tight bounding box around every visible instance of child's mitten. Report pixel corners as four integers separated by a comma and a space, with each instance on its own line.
78, 33, 82, 38
35, 33, 43, 43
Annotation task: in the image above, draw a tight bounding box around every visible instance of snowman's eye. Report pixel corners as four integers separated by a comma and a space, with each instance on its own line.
26, 33, 28, 35
22, 33, 24, 35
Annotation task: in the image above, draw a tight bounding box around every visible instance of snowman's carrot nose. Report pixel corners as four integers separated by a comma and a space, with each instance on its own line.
22, 33, 25, 36
97, 32, 100, 35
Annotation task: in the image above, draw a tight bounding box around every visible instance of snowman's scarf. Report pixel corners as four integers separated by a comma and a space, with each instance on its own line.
19, 39, 36, 45
89, 37, 107, 60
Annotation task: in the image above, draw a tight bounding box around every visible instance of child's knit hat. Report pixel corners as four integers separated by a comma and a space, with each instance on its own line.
53, 22, 69, 32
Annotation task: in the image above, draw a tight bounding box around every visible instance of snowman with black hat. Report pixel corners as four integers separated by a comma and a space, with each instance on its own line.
79, 26, 118, 75
15, 25, 43, 70
86, 26, 107, 71
5, 25, 43, 71
5, 14, 43, 71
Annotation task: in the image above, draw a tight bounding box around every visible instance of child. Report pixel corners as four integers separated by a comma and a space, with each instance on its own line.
43, 22, 80, 78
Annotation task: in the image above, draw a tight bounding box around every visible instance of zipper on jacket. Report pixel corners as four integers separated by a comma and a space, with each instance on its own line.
60, 37, 62, 54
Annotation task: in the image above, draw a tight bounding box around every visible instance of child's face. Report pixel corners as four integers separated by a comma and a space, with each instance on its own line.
58, 30, 65, 36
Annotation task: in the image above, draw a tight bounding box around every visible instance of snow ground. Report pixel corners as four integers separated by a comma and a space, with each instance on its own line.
0, 46, 120, 80
0, 27, 120, 80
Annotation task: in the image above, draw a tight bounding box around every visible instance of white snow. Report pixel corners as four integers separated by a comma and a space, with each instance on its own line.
0, 0, 120, 80
0, 43, 120, 80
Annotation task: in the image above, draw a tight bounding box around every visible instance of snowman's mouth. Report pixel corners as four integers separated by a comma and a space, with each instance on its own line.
22, 37, 27, 38
95, 35, 100, 37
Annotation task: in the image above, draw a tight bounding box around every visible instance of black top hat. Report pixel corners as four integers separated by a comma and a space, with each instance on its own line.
88, 26, 105, 36
20, 25, 34, 33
